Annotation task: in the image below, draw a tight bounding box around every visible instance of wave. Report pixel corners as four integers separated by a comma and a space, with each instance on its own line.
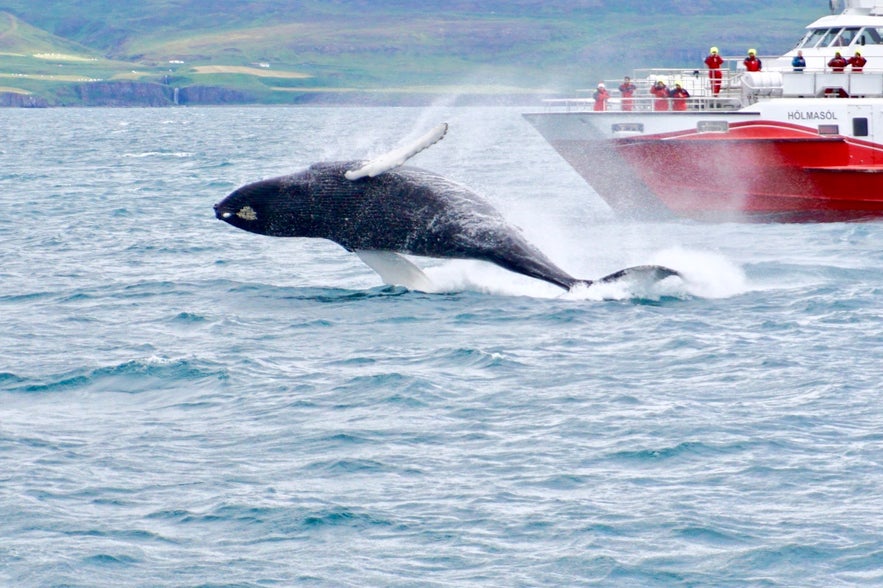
606, 440, 745, 464
3, 357, 227, 395
121, 151, 194, 159
145, 503, 391, 532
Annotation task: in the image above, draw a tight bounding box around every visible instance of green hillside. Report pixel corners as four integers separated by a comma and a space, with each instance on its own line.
0, 1, 827, 106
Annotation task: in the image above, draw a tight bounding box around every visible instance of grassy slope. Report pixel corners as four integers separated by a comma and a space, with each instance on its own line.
0, 12, 147, 96
0, 1, 826, 104
0, 12, 87, 55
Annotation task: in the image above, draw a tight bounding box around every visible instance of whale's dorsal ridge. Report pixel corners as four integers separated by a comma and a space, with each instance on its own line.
345, 123, 448, 181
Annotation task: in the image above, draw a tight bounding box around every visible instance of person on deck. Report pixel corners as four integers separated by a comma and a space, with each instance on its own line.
828, 51, 848, 72
669, 82, 690, 111
792, 50, 806, 72
593, 82, 610, 111
849, 50, 867, 72
705, 46, 724, 95
743, 48, 762, 72
650, 80, 670, 111
619, 76, 636, 111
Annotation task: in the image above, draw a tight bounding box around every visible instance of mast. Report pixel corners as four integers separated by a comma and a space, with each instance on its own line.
835, 0, 883, 15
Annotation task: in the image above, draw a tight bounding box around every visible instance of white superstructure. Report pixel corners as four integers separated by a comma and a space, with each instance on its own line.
549, 0, 883, 114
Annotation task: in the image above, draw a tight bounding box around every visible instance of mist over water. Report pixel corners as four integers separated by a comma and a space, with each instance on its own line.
2, 106, 883, 586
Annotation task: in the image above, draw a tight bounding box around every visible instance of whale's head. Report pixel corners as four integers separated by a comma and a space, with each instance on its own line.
215, 174, 315, 237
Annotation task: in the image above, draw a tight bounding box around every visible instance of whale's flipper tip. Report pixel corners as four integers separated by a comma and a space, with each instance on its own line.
345, 123, 448, 180
355, 250, 438, 293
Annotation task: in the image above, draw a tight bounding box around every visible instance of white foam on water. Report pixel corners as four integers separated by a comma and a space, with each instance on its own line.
412, 246, 752, 302
649, 247, 749, 299
423, 260, 563, 298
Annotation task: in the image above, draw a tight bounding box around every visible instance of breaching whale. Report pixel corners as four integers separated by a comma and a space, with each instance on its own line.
214, 123, 681, 293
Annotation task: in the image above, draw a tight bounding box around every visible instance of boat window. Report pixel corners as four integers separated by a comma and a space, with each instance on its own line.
801, 28, 831, 48
794, 30, 814, 49
834, 28, 860, 47
818, 124, 839, 135
820, 28, 842, 47
697, 121, 729, 133
611, 123, 644, 134
857, 27, 883, 45
853, 118, 869, 137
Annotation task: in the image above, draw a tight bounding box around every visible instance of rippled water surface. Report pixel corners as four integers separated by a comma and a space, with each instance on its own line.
2, 106, 883, 586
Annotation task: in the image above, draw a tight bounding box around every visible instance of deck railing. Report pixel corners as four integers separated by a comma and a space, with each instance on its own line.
540, 65, 883, 112
779, 69, 883, 97
540, 96, 740, 113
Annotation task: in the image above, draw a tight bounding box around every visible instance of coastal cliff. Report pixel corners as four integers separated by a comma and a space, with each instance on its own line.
0, 92, 48, 107
42, 81, 254, 107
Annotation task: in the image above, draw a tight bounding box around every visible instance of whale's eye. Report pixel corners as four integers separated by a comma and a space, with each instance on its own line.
237, 206, 257, 221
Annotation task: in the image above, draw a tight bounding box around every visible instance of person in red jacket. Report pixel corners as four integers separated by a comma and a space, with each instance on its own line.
650, 80, 669, 111
618, 76, 636, 111
669, 82, 690, 111
743, 48, 762, 72
705, 46, 724, 95
828, 51, 848, 72
593, 82, 610, 111
849, 50, 867, 72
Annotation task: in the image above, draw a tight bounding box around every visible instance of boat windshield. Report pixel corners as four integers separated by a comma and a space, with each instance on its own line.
819, 28, 842, 47
833, 27, 860, 46
856, 27, 883, 45
800, 28, 835, 48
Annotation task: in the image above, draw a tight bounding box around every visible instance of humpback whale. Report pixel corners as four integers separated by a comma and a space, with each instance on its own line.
214, 124, 680, 292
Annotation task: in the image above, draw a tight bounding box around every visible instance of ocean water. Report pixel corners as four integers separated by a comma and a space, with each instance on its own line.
2, 105, 883, 587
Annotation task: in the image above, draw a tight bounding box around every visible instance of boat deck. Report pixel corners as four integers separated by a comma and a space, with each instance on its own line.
547, 66, 883, 113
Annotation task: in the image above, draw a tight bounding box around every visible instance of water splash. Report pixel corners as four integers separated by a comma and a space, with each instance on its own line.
420, 258, 690, 301
424, 260, 561, 298
413, 246, 750, 302
650, 247, 749, 299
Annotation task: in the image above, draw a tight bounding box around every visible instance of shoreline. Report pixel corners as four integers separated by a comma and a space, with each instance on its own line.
0, 81, 557, 108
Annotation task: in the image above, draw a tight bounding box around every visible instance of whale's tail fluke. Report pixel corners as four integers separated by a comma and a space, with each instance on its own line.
596, 264, 682, 285
570, 264, 682, 292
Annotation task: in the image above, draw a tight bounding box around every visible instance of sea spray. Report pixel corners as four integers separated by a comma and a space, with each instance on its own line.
651, 247, 748, 299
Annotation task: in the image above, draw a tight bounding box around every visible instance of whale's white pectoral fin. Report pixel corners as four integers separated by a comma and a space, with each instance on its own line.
355, 250, 438, 293
345, 123, 448, 180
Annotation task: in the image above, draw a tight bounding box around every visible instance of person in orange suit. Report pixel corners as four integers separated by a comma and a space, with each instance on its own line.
593, 82, 610, 111
705, 46, 724, 95
828, 51, 848, 72
849, 50, 867, 72
670, 82, 690, 111
650, 80, 670, 111
743, 48, 762, 72
618, 76, 636, 111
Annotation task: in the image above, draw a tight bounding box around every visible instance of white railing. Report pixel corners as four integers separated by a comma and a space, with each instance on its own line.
539, 64, 883, 113
540, 95, 741, 113
780, 69, 883, 97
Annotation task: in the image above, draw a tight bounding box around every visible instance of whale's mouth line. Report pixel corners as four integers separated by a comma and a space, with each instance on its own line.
213, 203, 233, 220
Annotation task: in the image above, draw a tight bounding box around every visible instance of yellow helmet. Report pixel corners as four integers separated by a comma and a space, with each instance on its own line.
710, 46, 719, 54
748, 48, 756, 55
856, 50, 862, 55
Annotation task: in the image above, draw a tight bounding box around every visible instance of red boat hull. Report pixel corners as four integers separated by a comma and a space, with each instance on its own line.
542, 121, 883, 222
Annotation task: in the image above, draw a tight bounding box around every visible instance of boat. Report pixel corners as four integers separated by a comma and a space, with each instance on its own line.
523, 0, 883, 222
